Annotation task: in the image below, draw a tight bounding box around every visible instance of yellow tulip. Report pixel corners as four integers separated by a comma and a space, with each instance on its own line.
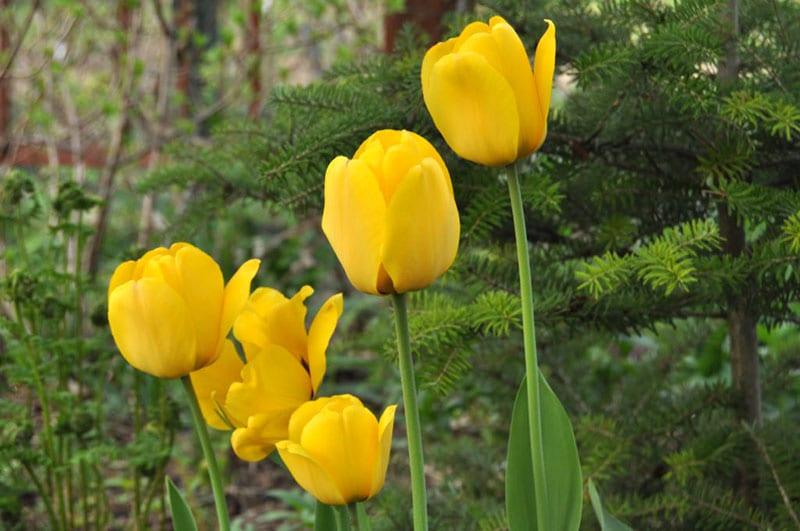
421, 17, 556, 167
322, 129, 460, 295
107, 243, 260, 379
189, 286, 344, 461
276, 395, 397, 505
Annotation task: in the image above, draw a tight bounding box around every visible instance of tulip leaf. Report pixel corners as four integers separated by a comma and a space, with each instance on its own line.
505, 372, 583, 531
315, 501, 337, 531
588, 479, 633, 531
165, 476, 198, 531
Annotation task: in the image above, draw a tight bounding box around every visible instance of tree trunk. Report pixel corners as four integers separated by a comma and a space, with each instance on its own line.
246, 0, 261, 119
718, 208, 762, 426
383, 0, 456, 52
0, 0, 11, 155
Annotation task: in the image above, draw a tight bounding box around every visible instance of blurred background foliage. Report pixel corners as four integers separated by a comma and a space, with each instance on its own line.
1, 0, 799, 529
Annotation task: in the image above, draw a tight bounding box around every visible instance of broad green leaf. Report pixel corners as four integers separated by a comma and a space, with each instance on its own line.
505, 373, 583, 531
588, 479, 633, 531
166, 476, 198, 531
315, 500, 337, 531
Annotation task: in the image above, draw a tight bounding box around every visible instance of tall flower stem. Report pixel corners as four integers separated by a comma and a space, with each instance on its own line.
180, 376, 231, 531
390, 293, 428, 531
506, 162, 548, 530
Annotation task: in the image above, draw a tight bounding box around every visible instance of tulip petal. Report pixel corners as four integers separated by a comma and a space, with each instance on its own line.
224, 345, 311, 429
189, 339, 244, 430
220, 258, 261, 343
321, 157, 387, 294
307, 293, 343, 394
108, 260, 135, 297
421, 40, 455, 103
371, 404, 397, 497
300, 407, 378, 502
487, 17, 545, 156
234, 286, 312, 362
132, 247, 168, 278
287, 397, 335, 443
231, 413, 293, 461
382, 158, 460, 293
426, 51, 520, 166
276, 441, 347, 505
108, 278, 197, 378
174, 245, 225, 367
533, 20, 556, 150
453, 20, 491, 50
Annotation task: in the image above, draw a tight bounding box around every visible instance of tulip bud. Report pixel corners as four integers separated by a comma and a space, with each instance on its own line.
276, 395, 397, 506
421, 17, 556, 167
107, 243, 260, 379
322, 129, 460, 295
189, 286, 343, 462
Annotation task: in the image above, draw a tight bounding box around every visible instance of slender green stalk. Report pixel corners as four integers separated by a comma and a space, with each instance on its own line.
79, 459, 89, 529
335, 505, 352, 531
506, 163, 549, 530
350, 503, 371, 531
21, 459, 60, 530
390, 294, 428, 531
132, 372, 143, 530
180, 376, 231, 531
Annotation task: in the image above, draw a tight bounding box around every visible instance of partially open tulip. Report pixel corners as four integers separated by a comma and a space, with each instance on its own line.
189, 286, 343, 461
276, 395, 396, 505
421, 17, 556, 167
322, 129, 460, 295
107, 243, 260, 379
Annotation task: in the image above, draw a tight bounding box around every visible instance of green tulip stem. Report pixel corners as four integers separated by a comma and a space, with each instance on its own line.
352, 503, 371, 531
180, 376, 231, 531
391, 293, 429, 531
506, 163, 549, 531
335, 505, 352, 531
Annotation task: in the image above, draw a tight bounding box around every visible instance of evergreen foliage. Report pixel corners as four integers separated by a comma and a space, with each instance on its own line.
143, 0, 800, 527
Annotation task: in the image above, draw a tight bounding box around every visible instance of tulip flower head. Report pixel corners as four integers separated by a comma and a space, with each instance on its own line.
421, 17, 556, 167
189, 286, 344, 461
276, 395, 397, 505
107, 243, 260, 379
322, 129, 460, 295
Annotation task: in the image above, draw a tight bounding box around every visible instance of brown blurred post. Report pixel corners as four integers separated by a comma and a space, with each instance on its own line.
174, 0, 194, 117
246, 0, 261, 118
0, 0, 13, 153
384, 0, 456, 52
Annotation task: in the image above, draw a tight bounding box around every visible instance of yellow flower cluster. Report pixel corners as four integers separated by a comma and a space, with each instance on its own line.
108, 244, 395, 505
107, 14, 556, 510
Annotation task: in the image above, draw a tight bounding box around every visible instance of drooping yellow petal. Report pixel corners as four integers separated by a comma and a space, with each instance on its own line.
108, 278, 197, 378
425, 52, 520, 166
532, 20, 556, 151
234, 286, 312, 362
276, 441, 347, 505
189, 339, 244, 430
173, 245, 225, 367
108, 260, 135, 297
370, 405, 397, 496
299, 407, 378, 502
224, 345, 311, 429
321, 157, 387, 294
231, 413, 295, 461
307, 293, 343, 394
382, 158, 460, 293
219, 258, 261, 344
